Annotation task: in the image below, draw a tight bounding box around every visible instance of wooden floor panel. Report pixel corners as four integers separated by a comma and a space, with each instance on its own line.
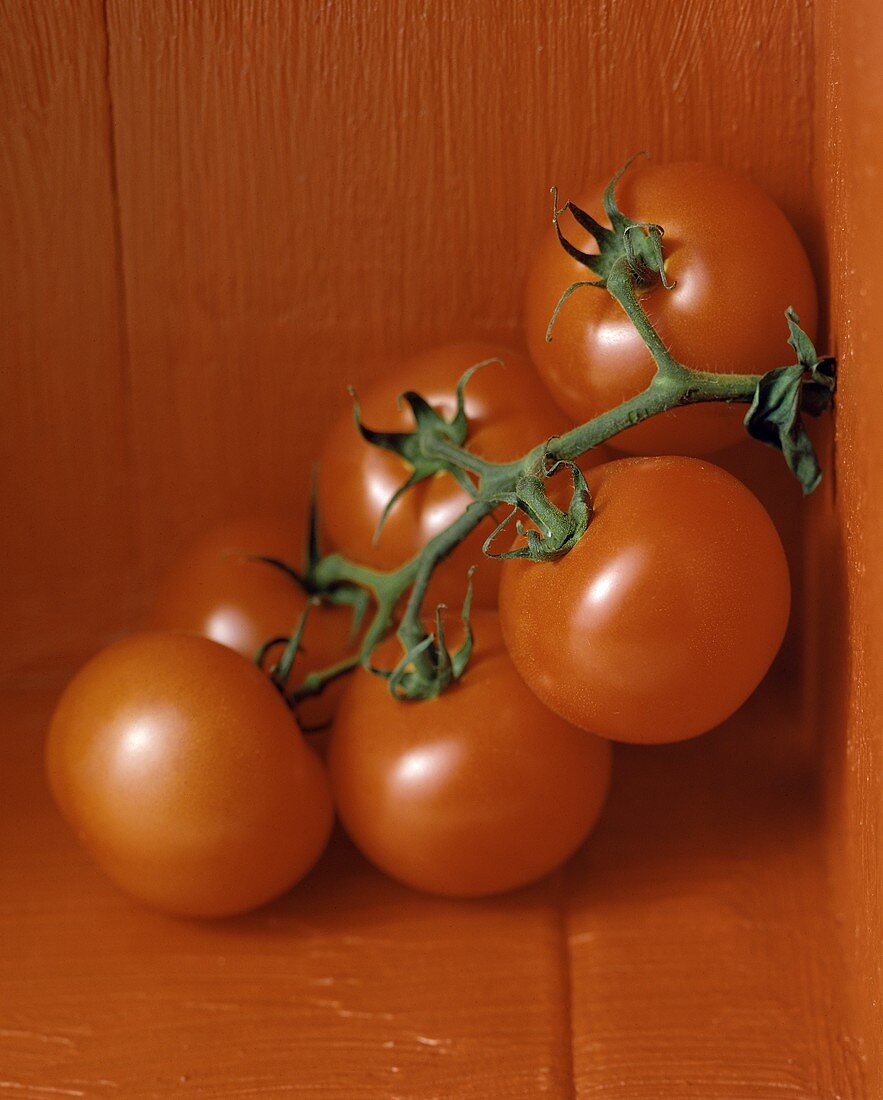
565, 689, 864, 1099
0, 684, 861, 1098
0, 690, 571, 1099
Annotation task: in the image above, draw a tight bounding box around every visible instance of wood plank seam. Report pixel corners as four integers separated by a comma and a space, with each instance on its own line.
556, 870, 579, 1100
99, 0, 141, 612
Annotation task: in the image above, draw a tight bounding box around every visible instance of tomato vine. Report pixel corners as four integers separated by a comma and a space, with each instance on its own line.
273, 157, 835, 707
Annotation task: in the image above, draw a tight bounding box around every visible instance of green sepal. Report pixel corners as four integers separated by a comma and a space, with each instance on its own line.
368, 569, 475, 701
375, 634, 436, 700
253, 634, 289, 669
371, 468, 434, 546
623, 223, 675, 289
247, 479, 373, 644
550, 186, 610, 279
482, 462, 592, 562
244, 471, 324, 594
744, 309, 836, 496
785, 307, 836, 415
481, 505, 521, 560
745, 365, 821, 493
303, 467, 323, 578
431, 604, 453, 686
349, 385, 450, 467
544, 277, 605, 343
323, 582, 373, 644
266, 598, 316, 691
601, 150, 649, 231
547, 152, 672, 342
348, 363, 492, 545
449, 565, 475, 681
244, 554, 309, 591
448, 361, 499, 439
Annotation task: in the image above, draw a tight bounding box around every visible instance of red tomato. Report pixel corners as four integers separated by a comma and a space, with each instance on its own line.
150, 516, 353, 725
317, 342, 592, 609
328, 613, 611, 897
499, 458, 790, 744
47, 632, 334, 917
524, 162, 818, 454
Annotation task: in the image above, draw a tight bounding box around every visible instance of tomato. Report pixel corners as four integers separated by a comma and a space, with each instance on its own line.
499, 458, 790, 744
524, 162, 818, 454
46, 632, 334, 917
150, 516, 353, 726
317, 342, 592, 609
328, 613, 611, 897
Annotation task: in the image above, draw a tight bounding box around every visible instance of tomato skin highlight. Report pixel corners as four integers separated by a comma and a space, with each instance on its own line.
150, 516, 353, 726
328, 614, 612, 897
524, 162, 818, 455
317, 342, 584, 609
46, 632, 334, 918
499, 458, 791, 744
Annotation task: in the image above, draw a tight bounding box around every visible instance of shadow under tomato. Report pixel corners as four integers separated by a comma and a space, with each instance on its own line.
564, 671, 824, 911
222, 823, 559, 939
204, 647, 823, 939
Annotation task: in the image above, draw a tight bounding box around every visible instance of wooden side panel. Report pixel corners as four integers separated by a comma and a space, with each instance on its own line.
104, 0, 817, 603
813, 0, 883, 1090
0, 1, 135, 681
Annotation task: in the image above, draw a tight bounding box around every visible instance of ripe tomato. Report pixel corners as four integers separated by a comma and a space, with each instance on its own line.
317, 342, 589, 609
499, 458, 790, 744
46, 632, 334, 917
328, 613, 611, 897
524, 162, 818, 454
150, 516, 353, 725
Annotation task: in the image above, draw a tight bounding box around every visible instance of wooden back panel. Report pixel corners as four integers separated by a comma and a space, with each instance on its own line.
2, 0, 815, 679
0, 2, 135, 679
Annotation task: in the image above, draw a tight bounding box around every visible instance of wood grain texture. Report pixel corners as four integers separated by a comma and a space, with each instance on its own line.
812, 0, 883, 1091
565, 691, 863, 1098
0, 1, 136, 682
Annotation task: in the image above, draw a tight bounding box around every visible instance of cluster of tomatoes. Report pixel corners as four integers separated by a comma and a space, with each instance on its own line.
47, 162, 817, 918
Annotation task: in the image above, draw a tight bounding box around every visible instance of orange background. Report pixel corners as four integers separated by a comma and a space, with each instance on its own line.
1, 0, 880, 1095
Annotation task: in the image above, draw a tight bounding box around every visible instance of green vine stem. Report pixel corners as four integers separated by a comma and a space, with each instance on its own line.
278, 157, 835, 707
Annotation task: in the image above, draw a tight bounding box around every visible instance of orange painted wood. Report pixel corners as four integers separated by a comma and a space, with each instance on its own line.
812, 0, 883, 1089
0, 1, 136, 682
565, 689, 863, 1098
1, 0, 880, 1095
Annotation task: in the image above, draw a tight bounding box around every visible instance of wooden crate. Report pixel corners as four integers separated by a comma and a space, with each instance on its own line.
1, 1, 879, 1095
